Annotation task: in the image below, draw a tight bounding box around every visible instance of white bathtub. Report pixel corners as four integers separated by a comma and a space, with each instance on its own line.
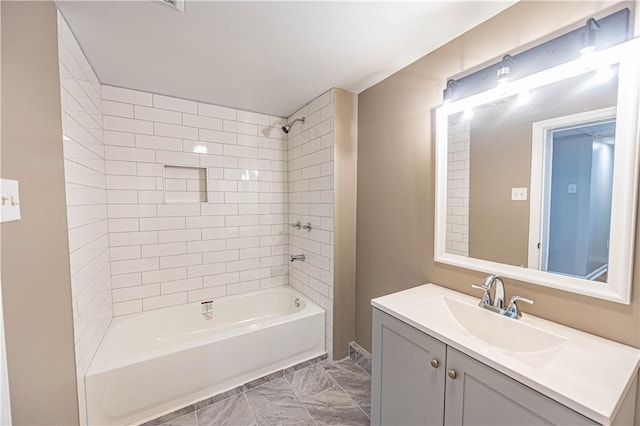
85, 286, 325, 425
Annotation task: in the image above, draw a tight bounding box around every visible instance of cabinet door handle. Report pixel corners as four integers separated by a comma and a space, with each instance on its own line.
430, 359, 439, 368
447, 369, 457, 379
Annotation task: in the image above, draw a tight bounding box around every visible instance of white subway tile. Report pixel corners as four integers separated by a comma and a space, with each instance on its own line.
198, 103, 236, 120
135, 106, 182, 124
109, 231, 157, 247
160, 253, 202, 269
203, 272, 239, 287
136, 134, 182, 151
140, 217, 186, 231
156, 150, 199, 166
102, 85, 152, 106
183, 140, 223, 156
103, 100, 134, 118
203, 249, 239, 263
107, 204, 156, 218
143, 292, 188, 310
161, 277, 202, 294
111, 272, 142, 289
154, 123, 198, 140
153, 94, 198, 113
111, 258, 159, 275
113, 300, 142, 316
110, 246, 141, 261
105, 146, 155, 163
188, 286, 226, 302
183, 113, 223, 130
138, 191, 164, 204
106, 160, 137, 176
104, 115, 153, 135
223, 144, 257, 158
104, 130, 135, 147
142, 242, 187, 258
227, 280, 259, 295
200, 154, 238, 168
107, 190, 138, 204
199, 129, 237, 144
187, 239, 226, 253
188, 263, 226, 278
237, 110, 270, 126
184, 216, 225, 229
142, 267, 187, 284
226, 258, 260, 272
223, 120, 257, 136
158, 229, 201, 243
157, 204, 201, 217
108, 218, 139, 233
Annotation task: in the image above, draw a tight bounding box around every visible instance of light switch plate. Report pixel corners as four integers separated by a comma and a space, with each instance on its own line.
0, 179, 21, 223
511, 187, 528, 201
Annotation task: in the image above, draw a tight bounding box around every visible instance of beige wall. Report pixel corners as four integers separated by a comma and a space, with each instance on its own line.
467, 73, 617, 266
355, 0, 640, 418
1, 2, 80, 424
332, 89, 358, 359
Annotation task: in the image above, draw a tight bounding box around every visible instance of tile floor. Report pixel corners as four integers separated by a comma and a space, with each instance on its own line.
151, 358, 371, 426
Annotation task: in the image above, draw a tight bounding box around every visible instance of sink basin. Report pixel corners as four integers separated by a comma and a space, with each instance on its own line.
442, 297, 567, 352
410, 296, 566, 353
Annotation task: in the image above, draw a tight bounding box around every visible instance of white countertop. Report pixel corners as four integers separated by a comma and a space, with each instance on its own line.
371, 283, 640, 425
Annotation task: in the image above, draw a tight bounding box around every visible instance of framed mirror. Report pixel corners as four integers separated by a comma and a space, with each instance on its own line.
435, 38, 640, 304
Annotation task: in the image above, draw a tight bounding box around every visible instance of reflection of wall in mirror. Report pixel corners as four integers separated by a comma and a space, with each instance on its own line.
464, 70, 618, 268
446, 120, 470, 256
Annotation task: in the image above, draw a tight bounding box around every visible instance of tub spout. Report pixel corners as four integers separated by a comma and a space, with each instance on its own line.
290, 254, 305, 262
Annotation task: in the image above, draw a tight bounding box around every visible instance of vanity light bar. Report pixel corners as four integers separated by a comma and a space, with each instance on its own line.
442, 8, 630, 102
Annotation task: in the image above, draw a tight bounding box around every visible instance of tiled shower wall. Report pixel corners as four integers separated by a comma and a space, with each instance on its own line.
446, 119, 470, 256
57, 12, 112, 423
287, 90, 335, 358
101, 85, 290, 315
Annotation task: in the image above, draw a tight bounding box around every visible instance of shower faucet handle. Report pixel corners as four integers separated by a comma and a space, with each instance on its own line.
290, 221, 301, 230
301, 222, 312, 232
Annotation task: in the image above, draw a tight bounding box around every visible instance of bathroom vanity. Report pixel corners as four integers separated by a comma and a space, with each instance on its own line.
371, 284, 640, 426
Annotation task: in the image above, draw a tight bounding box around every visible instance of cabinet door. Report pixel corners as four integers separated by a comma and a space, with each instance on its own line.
372, 308, 447, 426
444, 347, 597, 426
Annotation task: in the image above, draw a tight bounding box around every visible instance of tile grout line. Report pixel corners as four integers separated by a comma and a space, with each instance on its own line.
283, 376, 319, 426
323, 360, 371, 419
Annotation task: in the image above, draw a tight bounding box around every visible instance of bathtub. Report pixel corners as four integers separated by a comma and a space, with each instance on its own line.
85, 286, 325, 425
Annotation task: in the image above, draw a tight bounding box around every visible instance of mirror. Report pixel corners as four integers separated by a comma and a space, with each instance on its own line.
435, 39, 640, 304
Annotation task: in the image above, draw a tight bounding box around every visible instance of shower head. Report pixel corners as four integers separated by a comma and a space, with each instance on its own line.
282, 117, 305, 134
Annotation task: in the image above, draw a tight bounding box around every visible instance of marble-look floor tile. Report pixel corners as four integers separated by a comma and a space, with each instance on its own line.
142, 405, 196, 426
160, 411, 197, 426
195, 386, 243, 411
245, 378, 314, 425
303, 386, 369, 426
197, 393, 256, 426
321, 359, 371, 416
285, 363, 336, 401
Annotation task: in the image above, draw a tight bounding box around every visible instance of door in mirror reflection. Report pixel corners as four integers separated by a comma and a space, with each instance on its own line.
532, 118, 615, 282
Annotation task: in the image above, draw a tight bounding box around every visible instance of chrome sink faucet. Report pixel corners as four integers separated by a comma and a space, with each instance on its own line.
471, 274, 505, 310
471, 274, 534, 319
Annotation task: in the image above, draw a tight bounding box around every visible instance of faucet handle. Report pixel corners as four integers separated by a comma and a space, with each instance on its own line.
471, 283, 492, 306
505, 295, 534, 319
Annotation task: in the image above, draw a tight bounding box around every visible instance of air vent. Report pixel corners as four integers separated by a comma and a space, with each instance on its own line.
158, 0, 185, 12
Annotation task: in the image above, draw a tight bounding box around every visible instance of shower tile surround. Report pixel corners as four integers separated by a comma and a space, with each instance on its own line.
102, 84, 291, 315
58, 12, 112, 424
287, 91, 336, 358
57, 13, 340, 422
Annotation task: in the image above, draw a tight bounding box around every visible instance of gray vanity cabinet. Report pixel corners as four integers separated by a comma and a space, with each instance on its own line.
371, 309, 446, 426
372, 308, 598, 426
444, 347, 596, 425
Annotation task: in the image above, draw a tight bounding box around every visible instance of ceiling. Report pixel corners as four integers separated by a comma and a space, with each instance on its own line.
56, 1, 516, 117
